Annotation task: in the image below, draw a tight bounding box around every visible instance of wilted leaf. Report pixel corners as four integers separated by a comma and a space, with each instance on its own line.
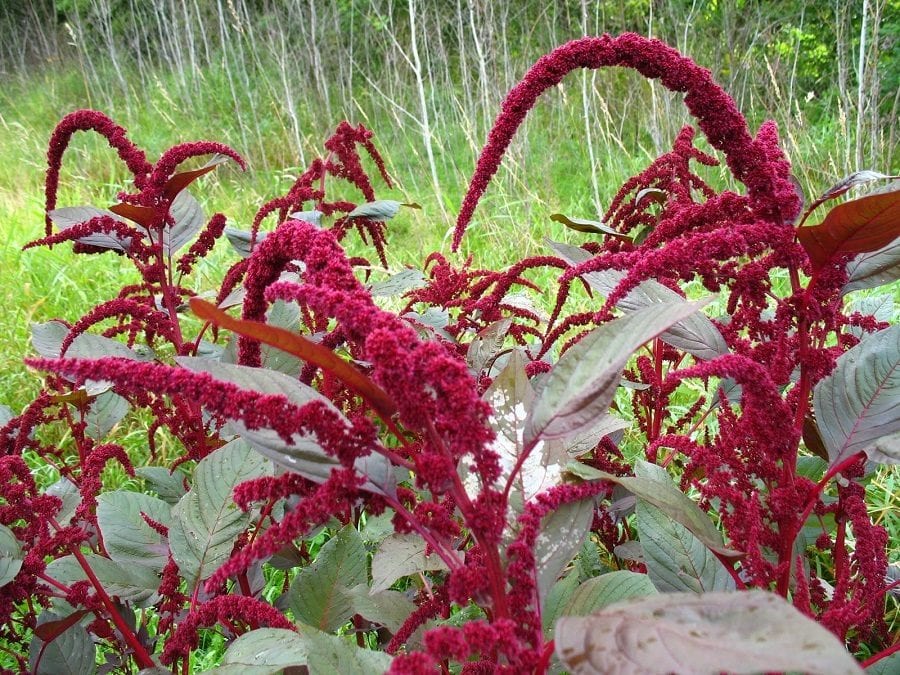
816, 170, 896, 205
369, 268, 427, 297
526, 301, 707, 443
168, 439, 271, 585
562, 571, 657, 617
29, 610, 95, 675
843, 236, 900, 294
813, 324, 900, 466
637, 501, 735, 593
370, 533, 450, 593
566, 460, 740, 559
534, 498, 595, 603
0, 524, 22, 586
45, 554, 159, 603
798, 185, 900, 270
546, 239, 727, 360
289, 526, 367, 632
555, 590, 863, 674
48, 205, 132, 251
96, 490, 172, 572
549, 213, 630, 239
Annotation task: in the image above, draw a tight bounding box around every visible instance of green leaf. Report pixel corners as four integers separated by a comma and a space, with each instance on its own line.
549, 213, 629, 239
177, 356, 396, 497
45, 554, 160, 602
554, 590, 864, 675
31, 320, 150, 363
561, 571, 657, 616
526, 300, 707, 443
260, 300, 302, 376
637, 500, 735, 593
466, 318, 512, 375
348, 199, 418, 221
371, 533, 451, 593
546, 238, 727, 361
0, 524, 22, 586
289, 525, 367, 632
567, 460, 740, 559
46, 477, 80, 523
542, 571, 581, 634
843, 236, 900, 294
346, 585, 417, 633
798, 184, 900, 270
136, 466, 188, 504
305, 629, 394, 674
210, 627, 308, 672
866, 651, 900, 674
164, 189, 204, 254
168, 439, 271, 585
96, 490, 172, 572
846, 294, 894, 339
28, 610, 96, 675
813, 324, 900, 466
83, 390, 129, 439
534, 497, 595, 604
369, 268, 427, 298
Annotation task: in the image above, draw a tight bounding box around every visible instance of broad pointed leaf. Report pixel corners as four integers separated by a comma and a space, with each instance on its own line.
48, 205, 132, 251
224, 227, 267, 258
136, 466, 188, 504
189, 298, 398, 421
369, 268, 427, 297
534, 498, 595, 603
288, 525, 367, 631
561, 571, 657, 616
84, 391, 129, 439
164, 189, 205, 254
348, 200, 419, 221
843, 236, 900, 294
210, 627, 307, 672
177, 357, 396, 497
168, 439, 271, 585
550, 213, 630, 239
567, 460, 740, 559
164, 153, 237, 201
547, 238, 728, 360
526, 301, 707, 443
45, 554, 160, 602
555, 590, 863, 675
96, 490, 172, 572
46, 477, 79, 523
816, 171, 896, 205
346, 585, 417, 633
29, 610, 95, 675
798, 185, 900, 270
371, 533, 451, 593
467, 318, 512, 375
813, 324, 900, 466
0, 524, 22, 586
637, 500, 735, 593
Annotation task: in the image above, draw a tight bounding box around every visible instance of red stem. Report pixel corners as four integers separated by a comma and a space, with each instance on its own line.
54, 520, 155, 669
536, 640, 555, 674
863, 641, 900, 669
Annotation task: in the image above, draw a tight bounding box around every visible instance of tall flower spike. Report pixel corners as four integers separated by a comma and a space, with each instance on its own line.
453, 33, 800, 249
45, 110, 152, 235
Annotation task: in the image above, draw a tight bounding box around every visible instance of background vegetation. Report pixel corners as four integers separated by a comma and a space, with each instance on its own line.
1, 0, 898, 573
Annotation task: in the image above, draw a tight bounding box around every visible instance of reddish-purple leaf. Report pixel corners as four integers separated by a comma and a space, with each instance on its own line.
108, 202, 157, 228
33, 610, 90, 642
163, 154, 234, 201
797, 186, 900, 270
189, 298, 398, 421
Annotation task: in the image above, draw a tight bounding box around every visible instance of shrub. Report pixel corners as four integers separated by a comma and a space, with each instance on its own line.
1, 33, 898, 674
